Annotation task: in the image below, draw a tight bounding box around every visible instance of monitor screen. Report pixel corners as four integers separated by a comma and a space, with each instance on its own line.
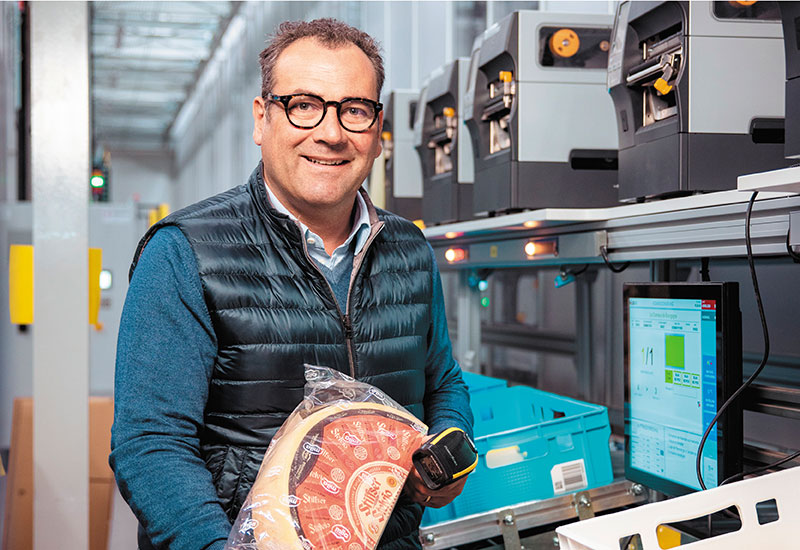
624, 283, 742, 496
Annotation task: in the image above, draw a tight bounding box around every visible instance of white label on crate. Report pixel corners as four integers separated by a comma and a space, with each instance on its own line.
551, 459, 588, 494
486, 446, 525, 469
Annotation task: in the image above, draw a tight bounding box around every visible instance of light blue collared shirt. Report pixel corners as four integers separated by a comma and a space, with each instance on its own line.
264, 183, 371, 270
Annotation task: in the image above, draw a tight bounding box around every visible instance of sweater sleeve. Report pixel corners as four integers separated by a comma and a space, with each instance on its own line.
109, 225, 230, 550
422, 243, 475, 439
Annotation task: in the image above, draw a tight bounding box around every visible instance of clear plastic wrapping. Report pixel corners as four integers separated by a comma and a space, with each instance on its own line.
226, 365, 428, 550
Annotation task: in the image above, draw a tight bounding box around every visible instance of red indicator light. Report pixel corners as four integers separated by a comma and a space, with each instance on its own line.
445, 248, 467, 263
524, 240, 557, 258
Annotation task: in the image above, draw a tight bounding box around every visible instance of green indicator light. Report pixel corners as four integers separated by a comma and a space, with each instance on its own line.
480, 296, 490, 308
90, 175, 105, 188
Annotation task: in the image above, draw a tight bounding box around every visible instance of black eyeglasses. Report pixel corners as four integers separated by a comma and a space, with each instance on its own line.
266, 92, 383, 133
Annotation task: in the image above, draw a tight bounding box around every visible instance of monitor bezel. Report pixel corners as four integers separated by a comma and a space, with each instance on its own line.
623, 282, 742, 496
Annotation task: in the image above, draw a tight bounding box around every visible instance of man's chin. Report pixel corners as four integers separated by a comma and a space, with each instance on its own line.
296, 188, 360, 210
299, 178, 366, 201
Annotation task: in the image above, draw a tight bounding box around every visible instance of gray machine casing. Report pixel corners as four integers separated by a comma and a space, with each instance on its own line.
779, 2, 800, 159
609, 1, 789, 202
414, 58, 475, 225
383, 89, 423, 220
467, 10, 619, 216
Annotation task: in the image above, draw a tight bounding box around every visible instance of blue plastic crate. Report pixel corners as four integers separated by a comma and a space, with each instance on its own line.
422, 385, 613, 526
460, 371, 507, 395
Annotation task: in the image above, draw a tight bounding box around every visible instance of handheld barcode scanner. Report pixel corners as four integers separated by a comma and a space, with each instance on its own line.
412, 427, 478, 490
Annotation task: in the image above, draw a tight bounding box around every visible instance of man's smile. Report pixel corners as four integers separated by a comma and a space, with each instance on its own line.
302, 155, 350, 166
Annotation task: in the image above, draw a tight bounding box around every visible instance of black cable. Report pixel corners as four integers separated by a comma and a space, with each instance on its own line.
570, 264, 589, 276
600, 245, 630, 273
696, 192, 771, 490
703, 195, 800, 489
786, 228, 800, 263
560, 264, 589, 278
720, 448, 800, 486
700, 257, 711, 282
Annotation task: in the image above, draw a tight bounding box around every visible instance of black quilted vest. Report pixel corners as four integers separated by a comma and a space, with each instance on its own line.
131, 164, 433, 549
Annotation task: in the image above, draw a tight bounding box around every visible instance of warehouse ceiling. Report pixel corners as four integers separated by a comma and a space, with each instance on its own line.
91, 1, 239, 152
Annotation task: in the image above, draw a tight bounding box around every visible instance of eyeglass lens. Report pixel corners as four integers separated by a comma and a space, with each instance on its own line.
286, 95, 376, 131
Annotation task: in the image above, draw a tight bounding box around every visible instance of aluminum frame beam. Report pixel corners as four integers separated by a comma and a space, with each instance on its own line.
428, 193, 800, 270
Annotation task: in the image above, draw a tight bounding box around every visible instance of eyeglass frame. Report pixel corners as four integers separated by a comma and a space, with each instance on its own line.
265, 92, 383, 133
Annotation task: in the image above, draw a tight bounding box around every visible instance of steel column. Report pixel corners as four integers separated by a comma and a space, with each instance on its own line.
456, 269, 481, 371
30, 2, 90, 548
575, 272, 594, 401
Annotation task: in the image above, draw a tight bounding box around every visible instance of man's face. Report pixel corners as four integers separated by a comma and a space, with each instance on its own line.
252, 37, 383, 215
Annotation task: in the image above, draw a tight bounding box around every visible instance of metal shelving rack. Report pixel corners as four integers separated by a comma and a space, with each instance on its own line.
423, 188, 800, 385
419, 185, 800, 549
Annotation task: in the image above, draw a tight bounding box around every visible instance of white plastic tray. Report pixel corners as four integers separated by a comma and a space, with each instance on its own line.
556, 467, 800, 549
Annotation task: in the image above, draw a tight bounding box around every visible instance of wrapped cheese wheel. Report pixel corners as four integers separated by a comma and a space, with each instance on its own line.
226, 365, 428, 550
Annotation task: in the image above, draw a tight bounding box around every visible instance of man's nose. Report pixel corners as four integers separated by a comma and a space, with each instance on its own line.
312, 105, 346, 145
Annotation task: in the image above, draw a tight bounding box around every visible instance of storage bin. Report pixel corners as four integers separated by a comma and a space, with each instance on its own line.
556, 466, 800, 549
422, 385, 613, 525
460, 371, 507, 395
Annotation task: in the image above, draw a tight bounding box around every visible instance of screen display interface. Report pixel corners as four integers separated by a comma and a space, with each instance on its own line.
628, 297, 718, 490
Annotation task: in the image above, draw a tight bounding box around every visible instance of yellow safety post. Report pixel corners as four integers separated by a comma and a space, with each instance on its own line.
157, 203, 170, 220
9, 245, 103, 325
89, 248, 102, 326
9, 245, 34, 325
149, 203, 171, 226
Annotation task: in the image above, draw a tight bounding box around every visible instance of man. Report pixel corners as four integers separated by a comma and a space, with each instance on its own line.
111, 18, 473, 550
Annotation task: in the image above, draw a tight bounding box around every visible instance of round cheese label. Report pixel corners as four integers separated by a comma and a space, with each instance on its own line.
248, 402, 427, 550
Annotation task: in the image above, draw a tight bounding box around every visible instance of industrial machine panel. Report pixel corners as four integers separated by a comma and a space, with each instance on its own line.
780, 2, 800, 159
415, 58, 475, 225
467, 10, 619, 216
382, 89, 423, 221
609, 0, 790, 202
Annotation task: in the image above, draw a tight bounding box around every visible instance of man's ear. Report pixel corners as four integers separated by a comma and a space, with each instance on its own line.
253, 96, 266, 146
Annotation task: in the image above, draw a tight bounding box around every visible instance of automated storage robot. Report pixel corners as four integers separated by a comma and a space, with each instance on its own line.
608, 0, 789, 201
467, 10, 619, 216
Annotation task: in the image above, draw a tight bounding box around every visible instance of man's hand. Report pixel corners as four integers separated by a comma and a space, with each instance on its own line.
405, 462, 469, 508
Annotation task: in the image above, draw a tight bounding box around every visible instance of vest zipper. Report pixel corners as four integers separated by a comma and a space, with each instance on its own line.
295, 220, 385, 380
343, 313, 354, 378
343, 222, 385, 378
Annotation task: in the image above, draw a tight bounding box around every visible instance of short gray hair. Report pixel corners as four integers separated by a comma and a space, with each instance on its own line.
259, 18, 384, 99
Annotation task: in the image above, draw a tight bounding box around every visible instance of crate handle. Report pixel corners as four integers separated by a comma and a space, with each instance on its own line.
557, 466, 800, 549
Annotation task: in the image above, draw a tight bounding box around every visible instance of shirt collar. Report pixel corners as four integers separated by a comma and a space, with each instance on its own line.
264, 182, 371, 256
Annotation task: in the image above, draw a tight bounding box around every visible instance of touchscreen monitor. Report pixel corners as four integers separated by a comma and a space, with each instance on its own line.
624, 283, 742, 495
